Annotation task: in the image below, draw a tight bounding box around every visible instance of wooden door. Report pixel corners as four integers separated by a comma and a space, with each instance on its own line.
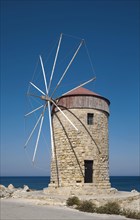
84, 160, 93, 183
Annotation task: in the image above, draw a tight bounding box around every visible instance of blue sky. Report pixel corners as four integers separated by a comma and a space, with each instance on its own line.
1, 0, 139, 176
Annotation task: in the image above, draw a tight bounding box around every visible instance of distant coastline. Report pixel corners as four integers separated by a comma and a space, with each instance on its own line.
0, 176, 140, 192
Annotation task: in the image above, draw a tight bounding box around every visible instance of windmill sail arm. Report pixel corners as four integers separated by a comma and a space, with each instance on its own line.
25, 105, 44, 117
62, 77, 96, 96
48, 33, 63, 93
39, 55, 48, 95
51, 100, 78, 131
51, 40, 83, 98
48, 101, 55, 158
30, 82, 45, 95
24, 113, 42, 147
32, 114, 44, 163
27, 93, 42, 99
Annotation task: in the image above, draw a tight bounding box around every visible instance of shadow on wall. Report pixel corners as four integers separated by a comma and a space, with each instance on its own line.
52, 105, 101, 187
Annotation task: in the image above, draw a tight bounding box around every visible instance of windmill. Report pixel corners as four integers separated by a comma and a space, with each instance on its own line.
25, 33, 110, 192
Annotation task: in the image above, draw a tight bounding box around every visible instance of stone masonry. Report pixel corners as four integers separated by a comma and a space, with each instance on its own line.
47, 87, 111, 194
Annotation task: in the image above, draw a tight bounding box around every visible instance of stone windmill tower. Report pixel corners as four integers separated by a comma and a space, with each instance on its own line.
49, 87, 111, 194
24, 34, 111, 195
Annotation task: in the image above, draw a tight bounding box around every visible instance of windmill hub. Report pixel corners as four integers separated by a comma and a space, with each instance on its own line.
41, 95, 50, 101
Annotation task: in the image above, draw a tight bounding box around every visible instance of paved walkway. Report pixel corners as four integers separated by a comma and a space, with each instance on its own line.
1, 199, 129, 220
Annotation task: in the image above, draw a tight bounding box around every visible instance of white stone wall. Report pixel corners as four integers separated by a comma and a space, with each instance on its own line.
50, 107, 110, 190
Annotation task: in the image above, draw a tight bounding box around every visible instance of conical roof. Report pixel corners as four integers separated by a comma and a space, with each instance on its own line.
53, 87, 110, 113
63, 87, 101, 97
62, 87, 110, 104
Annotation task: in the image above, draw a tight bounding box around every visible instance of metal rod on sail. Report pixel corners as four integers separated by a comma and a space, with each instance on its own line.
62, 77, 96, 96
48, 33, 63, 93
27, 93, 42, 99
25, 105, 44, 117
39, 55, 48, 94
30, 82, 45, 95
48, 101, 55, 158
51, 40, 84, 98
24, 113, 42, 148
51, 99, 78, 131
39, 55, 55, 158
32, 114, 44, 163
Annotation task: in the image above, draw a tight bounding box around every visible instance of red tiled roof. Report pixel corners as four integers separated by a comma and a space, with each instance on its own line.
60, 87, 110, 105
63, 87, 101, 97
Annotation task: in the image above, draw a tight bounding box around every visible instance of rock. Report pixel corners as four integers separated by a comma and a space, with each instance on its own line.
131, 189, 138, 193
23, 185, 30, 192
0, 184, 6, 190
12, 189, 23, 198
0, 185, 11, 198
0, 185, 7, 198
11, 185, 30, 198
0, 184, 18, 198
8, 184, 14, 190
110, 187, 118, 194
0, 191, 8, 198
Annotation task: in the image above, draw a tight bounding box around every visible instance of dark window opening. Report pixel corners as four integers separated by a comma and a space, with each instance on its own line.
84, 160, 93, 183
87, 113, 94, 125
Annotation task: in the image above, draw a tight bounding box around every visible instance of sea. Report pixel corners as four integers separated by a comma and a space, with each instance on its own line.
0, 176, 140, 192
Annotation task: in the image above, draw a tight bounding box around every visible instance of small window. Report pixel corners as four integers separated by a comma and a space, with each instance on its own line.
87, 113, 94, 125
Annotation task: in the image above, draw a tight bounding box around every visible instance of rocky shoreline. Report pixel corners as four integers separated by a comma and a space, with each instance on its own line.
0, 184, 140, 213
